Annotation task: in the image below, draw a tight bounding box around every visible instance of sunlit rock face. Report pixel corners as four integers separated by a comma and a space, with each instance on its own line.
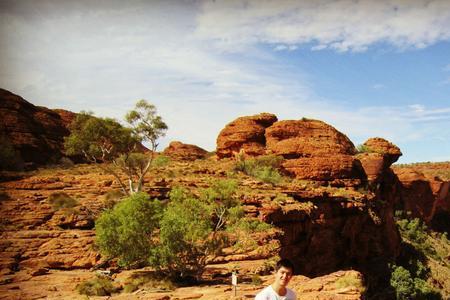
216, 113, 278, 159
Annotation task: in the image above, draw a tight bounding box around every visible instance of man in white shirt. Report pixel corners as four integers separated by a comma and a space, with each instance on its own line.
255, 259, 297, 300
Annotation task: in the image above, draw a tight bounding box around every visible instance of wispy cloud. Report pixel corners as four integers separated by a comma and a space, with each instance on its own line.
372, 83, 385, 90
1, 0, 449, 163
196, 0, 450, 52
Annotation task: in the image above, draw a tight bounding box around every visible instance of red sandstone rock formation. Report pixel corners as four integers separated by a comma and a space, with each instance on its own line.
357, 138, 402, 184
0, 88, 76, 168
394, 168, 450, 225
265, 119, 364, 183
216, 113, 277, 158
163, 141, 208, 160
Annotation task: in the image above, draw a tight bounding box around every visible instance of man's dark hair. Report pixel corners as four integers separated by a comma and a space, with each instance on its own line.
275, 258, 295, 273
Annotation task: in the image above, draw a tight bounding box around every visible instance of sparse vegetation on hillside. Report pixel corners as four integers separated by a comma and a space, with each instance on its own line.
47, 192, 78, 211
356, 144, 375, 154
393, 161, 450, 181
234, 154, 284, 185
64, 100, 168, 195
75, 275, 118, 296
390, 211, 450, 299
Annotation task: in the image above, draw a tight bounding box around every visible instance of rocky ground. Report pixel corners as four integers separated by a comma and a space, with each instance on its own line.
0, 160, 369, 299
1, 90, 449, 298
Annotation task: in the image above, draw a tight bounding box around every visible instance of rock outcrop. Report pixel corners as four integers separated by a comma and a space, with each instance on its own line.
394, 168, 450, 226
357, 138, 402, 184
216, 114, 365, 185
0, 88, 76, 169
216, 113, 277, 158
163, 141, 208, 161
266, 119, 364, 183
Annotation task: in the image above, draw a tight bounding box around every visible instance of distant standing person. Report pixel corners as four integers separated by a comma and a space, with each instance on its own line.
255, 259, 297, 300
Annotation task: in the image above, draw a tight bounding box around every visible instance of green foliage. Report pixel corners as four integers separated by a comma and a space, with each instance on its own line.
149, 187, 220, 280
335, 273, 365, 292
95, 192, 163, 267
390, 265, 441, 300
234, 154, 284, 185
356, 144, 374, 153
125, 99, 168, 151
65, 112, 137, 160
64, 101, 168, 195
95, 179, 272, 281
75, 275, 117, 296
251, 274, 263, 286
390, 266, 415, 300
396, 214, 436, 258
152, 155, 170, 168
47, 192, 78, 210
391, 211, 447, 299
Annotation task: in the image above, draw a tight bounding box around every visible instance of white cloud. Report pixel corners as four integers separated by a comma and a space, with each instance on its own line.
196, 0, 450, 52
1, 0, 450, 163
372, 84, 385, 90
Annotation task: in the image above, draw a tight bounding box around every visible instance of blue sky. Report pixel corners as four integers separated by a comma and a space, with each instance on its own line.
1, 0, 450, 163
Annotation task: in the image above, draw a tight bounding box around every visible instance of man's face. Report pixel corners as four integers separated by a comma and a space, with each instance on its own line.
274, 266, 293, 287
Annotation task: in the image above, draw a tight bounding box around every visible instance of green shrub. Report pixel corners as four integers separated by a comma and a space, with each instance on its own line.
390, 265, 440, 300
95, 192, 163, 267
235, 154, 284, 185
335, 273, 365, 293
75, 275, 117, 296
390, 265, 415, 300
148, 187, 222, 280
95, 180, 273, 281
152, 155, 170, 167
122, 274, 175, 293
251, 274, 263, 286
47, 192, 78, 210
356, 144, 374, 153
392, 212, 446, 299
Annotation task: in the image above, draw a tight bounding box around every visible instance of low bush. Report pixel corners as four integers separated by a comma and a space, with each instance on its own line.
251, 274, 263, 286
75, 275, 117, 296
335, 273, 365, 293
152, 154, 170, 167
390, 265, 440, 300
234, 154, 284, 185
356, 144, 374, 153
47, 192, 78, 210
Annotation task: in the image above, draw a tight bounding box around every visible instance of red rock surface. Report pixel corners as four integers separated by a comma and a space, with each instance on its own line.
216, 113, 277, 158
265, 119, 363, 183
363, 137, 402, 165
394, 168, 450, 224
163, 141, 209, 161
265, 119, 356, 157
0, 89, 76, 168
357, 138, 402, 185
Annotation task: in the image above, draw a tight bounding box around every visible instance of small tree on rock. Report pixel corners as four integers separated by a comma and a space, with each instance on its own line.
64, 100, 167, 195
